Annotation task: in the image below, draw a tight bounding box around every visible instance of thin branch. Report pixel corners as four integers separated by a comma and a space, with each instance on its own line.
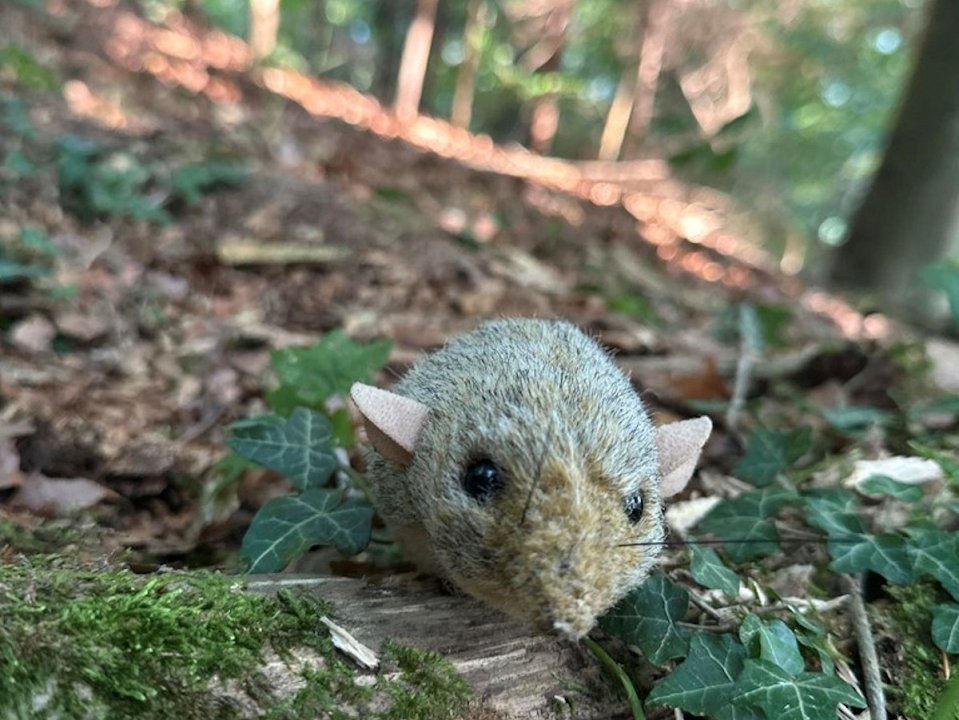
839, 575, 885, 720
725, 304, 762, 435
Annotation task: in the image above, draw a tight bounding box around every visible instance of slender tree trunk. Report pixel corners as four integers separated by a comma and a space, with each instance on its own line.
249, 0, 280, 60
451, 0, 488, 129
830, 0, 959, 322
394, 0, 440, 122
598, 3, 646, 161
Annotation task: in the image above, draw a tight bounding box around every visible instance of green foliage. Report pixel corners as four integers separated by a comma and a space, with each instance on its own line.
859, 474, 924, 501
733, 660, 866, 720
607, 292, 661, 325
56, 136, 172, 223
55, 136, 246, 224
697, 485, 797, 561
739, 615, 804, 676
734, 427, 812, 486
932, 604, 959, 653
598, 419, 957, 719
229, 409, 338, 491
0, 225, 57, 289
920, 261, 959, 327
599, 576, 691, 665
241, 489, 374, 573
689, 543, 740, 596
171, 161, 247, 204
0, 43, 59, 90
646, 633, 758, 720
267, 330, 392, 415
821, 406, 897, 432
229, 330, 392, 572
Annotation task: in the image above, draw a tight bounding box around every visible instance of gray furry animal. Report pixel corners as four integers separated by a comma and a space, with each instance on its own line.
351, 318, 710, 638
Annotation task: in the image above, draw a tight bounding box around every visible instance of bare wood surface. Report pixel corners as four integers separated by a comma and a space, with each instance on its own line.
246, 574, 627, 719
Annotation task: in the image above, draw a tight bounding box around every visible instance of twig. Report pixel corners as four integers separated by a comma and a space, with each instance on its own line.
839, 574, 885, 720
582, 636, 646, 720
725, 304, 762, 435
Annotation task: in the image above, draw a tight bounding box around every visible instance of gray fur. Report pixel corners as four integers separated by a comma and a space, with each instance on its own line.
363, 318, 669, 637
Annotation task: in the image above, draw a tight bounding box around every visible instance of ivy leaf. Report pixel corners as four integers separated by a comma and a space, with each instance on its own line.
690, 543, 741, 596
859, 475, 924, 502
599, 576, 691, 665
268, 330, 392, 413
827, 533, 915, 585
804, 492, 865, 537
932, 603, 959, 653
909, 529, 959, 600
241, 489, 373, 573
909, 440, 959, 486
647, 633, 763, 720
739, 615, 804, 676
732, 660, 866, 720
821, 406, 896, 432
228, 408, 337, 491
734, 427, 812, 486
697, 486, 796, 562
0, 254, 50, 282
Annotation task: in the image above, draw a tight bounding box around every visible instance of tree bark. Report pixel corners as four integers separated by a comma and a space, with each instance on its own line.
598, 3, 646, 162
394, 0, 440, 122
830, 0, 959, 322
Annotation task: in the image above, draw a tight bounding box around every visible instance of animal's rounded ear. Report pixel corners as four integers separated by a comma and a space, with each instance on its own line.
350, 383, 431, 467
655, 416, 712, 498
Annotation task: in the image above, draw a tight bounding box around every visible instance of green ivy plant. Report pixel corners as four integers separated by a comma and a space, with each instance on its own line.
55, 135, 246, 224
593, 424, 959, 720
229, 330, 391, 573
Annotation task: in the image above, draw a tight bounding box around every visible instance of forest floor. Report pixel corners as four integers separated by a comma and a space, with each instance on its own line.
1, 2, 958, 719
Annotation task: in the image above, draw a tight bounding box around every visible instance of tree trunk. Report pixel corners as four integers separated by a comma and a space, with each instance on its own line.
394, 0, 440, 122
598, 3, 646, 161
451, 0, 488, 129
248, 0, 280, 60
830, 0, 959, 322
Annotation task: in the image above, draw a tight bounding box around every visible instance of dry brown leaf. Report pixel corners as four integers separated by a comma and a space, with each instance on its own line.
926, 338, 959, 393
10, 314, 56, 354
844, 456, 943, 490
0, 438, 24, 490
55, 309, 112, 341
14, 474, 119, 514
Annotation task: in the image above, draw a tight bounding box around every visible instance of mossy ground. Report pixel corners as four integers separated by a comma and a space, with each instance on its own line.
879, 583, 949, 719
0, 541, 470, 719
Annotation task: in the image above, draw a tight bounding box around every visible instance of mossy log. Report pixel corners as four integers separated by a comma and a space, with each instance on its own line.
247, 575, 627, 719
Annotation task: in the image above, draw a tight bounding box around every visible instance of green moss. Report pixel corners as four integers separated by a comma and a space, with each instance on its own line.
0, 559, 332, 719
0, 557, 472, 719
882, 583, 948, 719
379, 640, 472, 720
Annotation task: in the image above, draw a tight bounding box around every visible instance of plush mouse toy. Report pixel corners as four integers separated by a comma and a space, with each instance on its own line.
351, 318, 711, 638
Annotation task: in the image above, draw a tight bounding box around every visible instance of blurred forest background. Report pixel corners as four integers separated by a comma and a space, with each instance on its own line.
140, 0, 958, 322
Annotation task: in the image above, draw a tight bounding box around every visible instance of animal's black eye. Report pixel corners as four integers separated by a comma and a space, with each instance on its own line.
624, 494, 644, 524
462, 459, 504, 502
